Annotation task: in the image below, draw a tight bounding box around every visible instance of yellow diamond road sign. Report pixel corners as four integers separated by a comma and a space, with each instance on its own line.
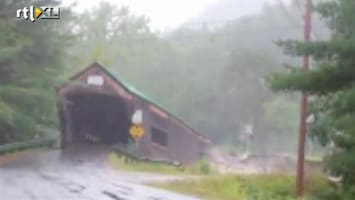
130, 124, 145, 140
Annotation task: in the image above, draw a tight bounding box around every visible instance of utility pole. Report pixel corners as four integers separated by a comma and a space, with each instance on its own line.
296, 0, 312, 198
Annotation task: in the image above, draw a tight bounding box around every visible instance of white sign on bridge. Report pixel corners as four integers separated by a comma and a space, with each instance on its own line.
87, 75, 104, 86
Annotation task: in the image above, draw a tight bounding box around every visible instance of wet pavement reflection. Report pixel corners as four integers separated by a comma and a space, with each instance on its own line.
0, 145, 200, 200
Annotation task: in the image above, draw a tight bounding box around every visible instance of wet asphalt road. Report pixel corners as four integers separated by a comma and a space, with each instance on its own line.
0, 145, 200, 200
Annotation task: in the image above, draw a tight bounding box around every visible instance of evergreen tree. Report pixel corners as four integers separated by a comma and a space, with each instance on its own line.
271, 0, 355, 198
0, 0, 72, 144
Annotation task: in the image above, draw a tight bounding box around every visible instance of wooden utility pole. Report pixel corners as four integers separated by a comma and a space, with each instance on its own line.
296, 0, 312, 198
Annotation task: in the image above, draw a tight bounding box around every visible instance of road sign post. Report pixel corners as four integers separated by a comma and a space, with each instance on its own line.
129, 109, 145, 140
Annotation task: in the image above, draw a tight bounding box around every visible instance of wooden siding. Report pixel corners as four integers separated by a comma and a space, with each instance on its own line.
57, 63, 210, 164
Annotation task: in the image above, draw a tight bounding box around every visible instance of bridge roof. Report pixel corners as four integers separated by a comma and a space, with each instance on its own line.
60, 62, 210, 143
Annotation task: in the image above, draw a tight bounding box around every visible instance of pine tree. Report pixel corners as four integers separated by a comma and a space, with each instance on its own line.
0, 0, 72, 144
271, 0, 355, 198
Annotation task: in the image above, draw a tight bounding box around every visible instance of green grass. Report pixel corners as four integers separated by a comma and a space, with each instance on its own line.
152, 174, 329, 200
108, 152, 214, 175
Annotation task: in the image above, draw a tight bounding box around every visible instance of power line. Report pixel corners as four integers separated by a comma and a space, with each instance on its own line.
168, 23, 324, 38
176, 2, 324, 40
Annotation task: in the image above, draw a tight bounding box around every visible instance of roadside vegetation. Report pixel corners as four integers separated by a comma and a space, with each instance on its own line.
1, 0, 354, 199
153, 174, 329, 200
270, 0, 355, 199
0, 130, 59, 155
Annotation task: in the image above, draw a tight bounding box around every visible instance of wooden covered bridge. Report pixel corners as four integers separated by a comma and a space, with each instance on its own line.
56, 62, 210, 164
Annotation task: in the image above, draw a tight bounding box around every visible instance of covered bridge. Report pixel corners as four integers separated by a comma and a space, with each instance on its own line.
57, 62, 210, 164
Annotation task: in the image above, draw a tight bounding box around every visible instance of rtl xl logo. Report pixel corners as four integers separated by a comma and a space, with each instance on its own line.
17, 6, 60, 22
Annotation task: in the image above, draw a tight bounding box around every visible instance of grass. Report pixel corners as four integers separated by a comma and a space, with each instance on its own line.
152, 174, 329, 200
107, 152, 214, 175
108, 151, 328, 200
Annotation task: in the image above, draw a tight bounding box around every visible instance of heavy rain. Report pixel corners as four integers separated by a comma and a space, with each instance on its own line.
0, 0, 353, 199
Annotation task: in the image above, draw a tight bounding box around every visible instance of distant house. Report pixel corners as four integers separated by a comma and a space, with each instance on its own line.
57, 62, 210, 164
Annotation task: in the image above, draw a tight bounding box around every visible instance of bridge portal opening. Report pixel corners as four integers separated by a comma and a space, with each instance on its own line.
65, 93, 130, 146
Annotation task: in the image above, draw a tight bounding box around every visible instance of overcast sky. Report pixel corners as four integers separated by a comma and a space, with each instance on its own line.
66, 0, 288, 30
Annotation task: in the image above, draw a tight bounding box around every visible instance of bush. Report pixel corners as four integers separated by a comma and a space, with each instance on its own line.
199, 160, 212, 175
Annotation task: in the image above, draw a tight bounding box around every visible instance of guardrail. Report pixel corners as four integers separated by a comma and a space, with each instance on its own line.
0, 135, 58, 155
111, 144, 181, 167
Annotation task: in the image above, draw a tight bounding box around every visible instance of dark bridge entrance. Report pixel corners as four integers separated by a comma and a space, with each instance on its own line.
66, 92, 130, 145
57, 62, 210, 164
57, 63, 136, 148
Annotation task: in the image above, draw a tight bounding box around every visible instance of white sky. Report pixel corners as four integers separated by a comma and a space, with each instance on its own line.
65, 0, 286, 30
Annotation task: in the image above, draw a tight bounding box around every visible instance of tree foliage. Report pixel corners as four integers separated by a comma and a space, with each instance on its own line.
0, 0, 327, 157
270, 0, 355, 197
0, 0, 71, 144
66, 1, 327, 153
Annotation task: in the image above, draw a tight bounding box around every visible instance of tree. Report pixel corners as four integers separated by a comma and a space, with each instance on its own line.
270, 0, 355, 198
0, 0, 72, 144
68, 1, 327, 152
261, 94, 299, 153
217, 1, 309, 148
69, 2, 153, 72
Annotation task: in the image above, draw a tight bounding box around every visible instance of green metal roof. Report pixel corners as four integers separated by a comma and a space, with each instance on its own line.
95, 63, 209, 142
106, 68, 163, 108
